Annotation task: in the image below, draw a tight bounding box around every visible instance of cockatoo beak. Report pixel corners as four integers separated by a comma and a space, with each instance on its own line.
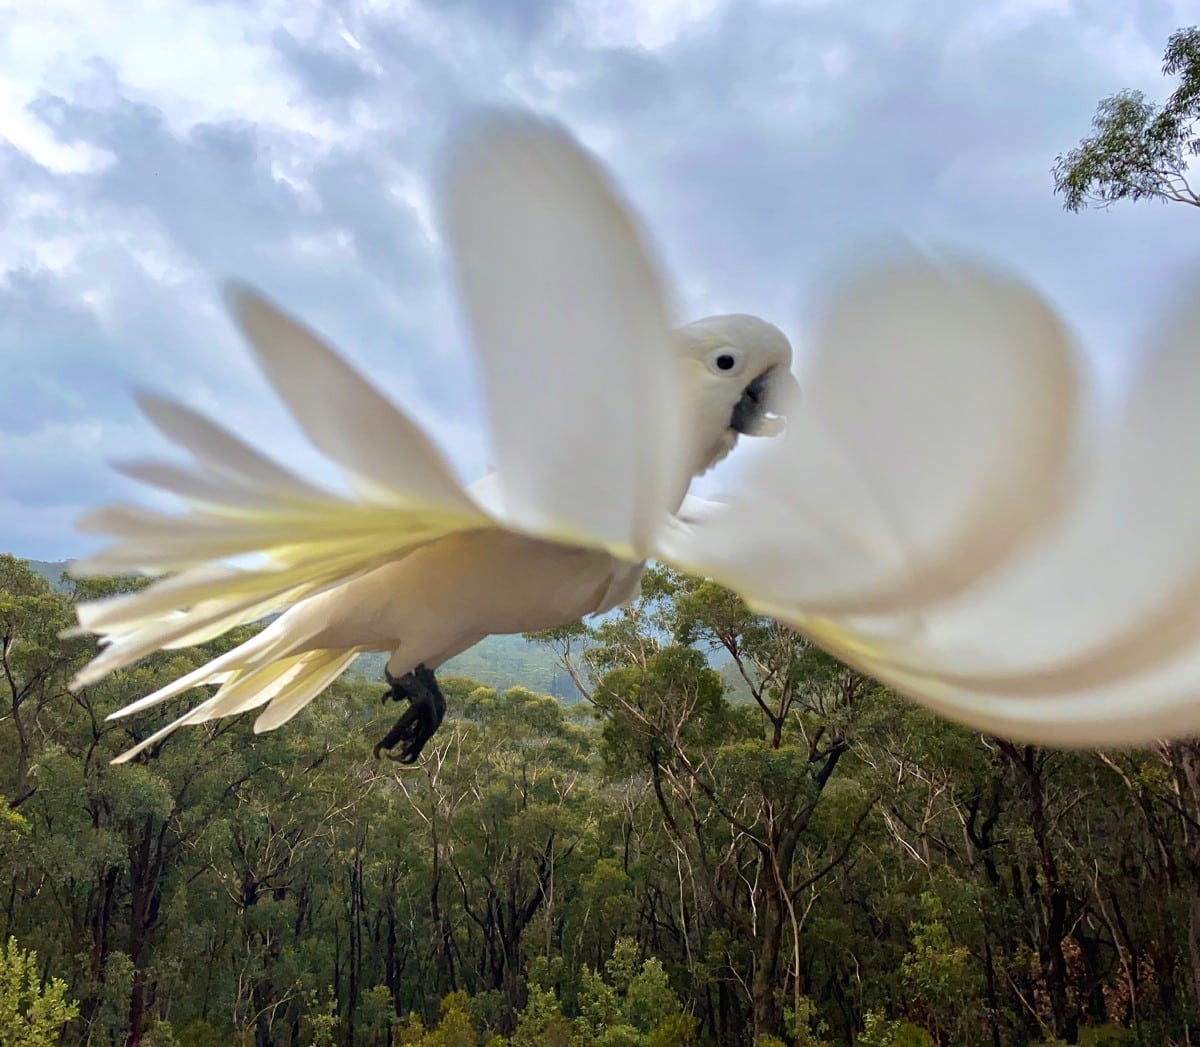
734, 368, 802, 437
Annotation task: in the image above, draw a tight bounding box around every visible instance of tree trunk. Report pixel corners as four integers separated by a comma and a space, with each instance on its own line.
750, 887, 786, 1039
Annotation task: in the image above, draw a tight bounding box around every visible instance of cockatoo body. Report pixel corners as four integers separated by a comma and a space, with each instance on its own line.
86, 305, 792, 766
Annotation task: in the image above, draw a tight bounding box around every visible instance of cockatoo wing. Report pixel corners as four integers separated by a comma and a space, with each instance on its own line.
834, 292, 1200, 687
768, 291, 1200, 747
226, 288, 480, 510
72, 290, 489, 690
444, 113, 680, 558
75, 112, 679, 755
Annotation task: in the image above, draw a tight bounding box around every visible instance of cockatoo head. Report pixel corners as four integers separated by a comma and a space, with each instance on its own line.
676, 314, 800, 474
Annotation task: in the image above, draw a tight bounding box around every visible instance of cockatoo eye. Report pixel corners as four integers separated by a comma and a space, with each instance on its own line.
707, 347, 745, 377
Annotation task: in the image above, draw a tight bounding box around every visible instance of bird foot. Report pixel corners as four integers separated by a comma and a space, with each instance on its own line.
374, 665, 446, 764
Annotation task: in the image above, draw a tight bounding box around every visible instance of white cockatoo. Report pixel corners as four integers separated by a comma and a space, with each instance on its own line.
74, 111, 1200, 761
70, 116, 799, 764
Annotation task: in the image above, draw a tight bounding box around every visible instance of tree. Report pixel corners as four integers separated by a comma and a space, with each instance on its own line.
1053, 27, 1200, 211
7, 553, 1200, 1044
532, 568, 878, 1042
0, 936, 79, 1045
0, 555, 86, 810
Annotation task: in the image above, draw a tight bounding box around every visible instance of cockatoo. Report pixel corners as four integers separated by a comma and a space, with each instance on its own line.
70, 116, 799, 764
73, 111, 1200, 760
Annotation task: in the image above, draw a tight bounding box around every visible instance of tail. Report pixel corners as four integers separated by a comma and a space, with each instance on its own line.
71, 288, 486, 760
109, 639, 360, 764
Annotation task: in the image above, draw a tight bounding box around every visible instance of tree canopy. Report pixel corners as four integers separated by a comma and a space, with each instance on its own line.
1053, 27, 1200, 211
4, 553, 1200, 1044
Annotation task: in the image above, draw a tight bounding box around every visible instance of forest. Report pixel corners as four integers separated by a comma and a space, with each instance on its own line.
3, 552, 1200, 1046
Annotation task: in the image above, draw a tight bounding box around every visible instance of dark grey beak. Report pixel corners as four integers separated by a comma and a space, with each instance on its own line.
730, 368, 800, 436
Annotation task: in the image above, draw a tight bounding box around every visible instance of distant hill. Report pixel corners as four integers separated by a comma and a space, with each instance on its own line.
363, 638, 753, 704
26, 559, 73, 593
353, 635, 579, 701
717, 658, 754, 703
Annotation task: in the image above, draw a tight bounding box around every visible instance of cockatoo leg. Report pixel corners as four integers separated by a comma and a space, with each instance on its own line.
373, 665, 447, 764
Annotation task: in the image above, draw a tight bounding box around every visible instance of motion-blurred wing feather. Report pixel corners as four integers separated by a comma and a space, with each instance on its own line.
664, 258, 1200, 747
73, 295, 490, 693
444, 114, 680, 557
227, 288, 478, 511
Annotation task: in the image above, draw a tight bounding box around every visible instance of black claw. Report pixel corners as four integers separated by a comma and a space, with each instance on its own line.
374, 664, 447, 764
380, 668, 407, 705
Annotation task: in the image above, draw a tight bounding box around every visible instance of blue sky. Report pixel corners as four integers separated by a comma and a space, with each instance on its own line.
2, 0, 1196, 560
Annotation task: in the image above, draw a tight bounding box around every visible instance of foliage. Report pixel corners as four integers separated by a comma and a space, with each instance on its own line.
403, 941, 695, 1046
855, 1013, 934, 1047
0, 936, 80, 1045
898, 894, 982, 1044
4, 554, 1200, 1044
1053, 26, 1200, 210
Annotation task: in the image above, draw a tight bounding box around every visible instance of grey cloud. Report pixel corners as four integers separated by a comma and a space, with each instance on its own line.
3, 61, 479, 556
34, 90, 307, 273
435, 0, 561, 39
272, 27, 376, 106
5, 0, 1198, 560
522, 1, 1199, 349
0, 271, 129, 435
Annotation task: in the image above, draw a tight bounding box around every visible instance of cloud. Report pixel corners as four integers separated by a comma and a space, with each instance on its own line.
3, 0, 1197, 560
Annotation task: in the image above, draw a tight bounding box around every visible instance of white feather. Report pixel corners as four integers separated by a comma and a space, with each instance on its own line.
136, 391, 327, 501
83, 113, 783, 765
226, 289, 479, 511
444, 113, 681, 557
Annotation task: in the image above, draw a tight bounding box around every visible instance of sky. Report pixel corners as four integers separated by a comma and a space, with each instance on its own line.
1, 0, 1197, 561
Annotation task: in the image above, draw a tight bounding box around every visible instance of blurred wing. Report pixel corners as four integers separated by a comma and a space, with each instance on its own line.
73, 289, 488, 688
654, 252, 1200, 747
791, 290, 1200, 746
444, 113, 679, 558
226, 288, 479, 510
674, 493, 726, 528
